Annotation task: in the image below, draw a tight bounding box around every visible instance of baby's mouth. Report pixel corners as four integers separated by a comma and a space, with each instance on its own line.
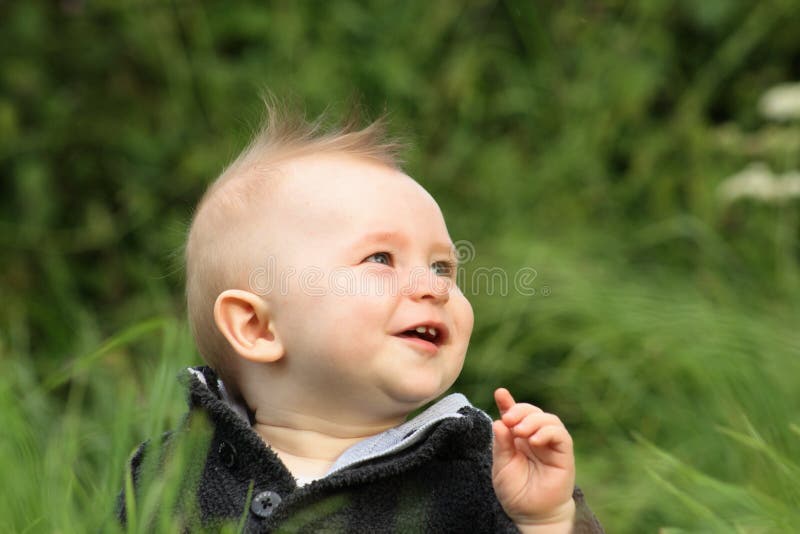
394, 323, 448, 347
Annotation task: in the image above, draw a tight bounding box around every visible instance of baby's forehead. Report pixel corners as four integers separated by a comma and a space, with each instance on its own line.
276, 153, 409, 195
270, 154, 440, 222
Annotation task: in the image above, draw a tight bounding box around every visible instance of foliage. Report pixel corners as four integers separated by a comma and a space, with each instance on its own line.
1, 1, 798, 532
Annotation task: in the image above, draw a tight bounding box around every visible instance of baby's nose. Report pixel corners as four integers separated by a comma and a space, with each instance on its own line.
403, 266, 451, 303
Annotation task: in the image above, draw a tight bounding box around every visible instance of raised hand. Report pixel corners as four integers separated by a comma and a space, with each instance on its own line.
491, 388, 576, 531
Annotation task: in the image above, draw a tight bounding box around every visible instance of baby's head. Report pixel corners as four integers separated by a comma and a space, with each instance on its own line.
185, 105, 474, 423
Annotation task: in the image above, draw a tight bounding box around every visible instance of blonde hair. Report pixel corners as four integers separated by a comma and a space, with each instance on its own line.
185, 100, 405, 388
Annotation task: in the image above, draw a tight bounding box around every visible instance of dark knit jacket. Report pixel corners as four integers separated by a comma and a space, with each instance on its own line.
121, 366, 605, 533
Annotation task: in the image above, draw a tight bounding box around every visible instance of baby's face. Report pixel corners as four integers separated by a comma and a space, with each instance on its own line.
254, 154, 473, 418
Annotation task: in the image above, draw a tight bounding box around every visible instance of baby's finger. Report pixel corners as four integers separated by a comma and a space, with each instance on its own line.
500, 402, 544, 427
494, 388, 516, 416
510, 412, 563, 438
491, 419, 517, 468
528, 424, 574, 455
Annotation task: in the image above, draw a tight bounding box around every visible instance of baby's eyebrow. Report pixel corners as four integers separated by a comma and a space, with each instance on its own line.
350, 231, 408, 251
350, 231, 456, 258
357, 230, 405, 244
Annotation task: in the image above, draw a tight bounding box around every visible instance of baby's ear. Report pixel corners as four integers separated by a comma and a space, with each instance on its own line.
213, 289, 285, 363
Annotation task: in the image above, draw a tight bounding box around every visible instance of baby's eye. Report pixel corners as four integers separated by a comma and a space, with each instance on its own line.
364, 252, 393, 266
431, 260, 456, 277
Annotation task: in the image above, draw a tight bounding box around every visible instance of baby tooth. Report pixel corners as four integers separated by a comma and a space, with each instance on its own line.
415, 326, 427, 334
429, 327, 437, 337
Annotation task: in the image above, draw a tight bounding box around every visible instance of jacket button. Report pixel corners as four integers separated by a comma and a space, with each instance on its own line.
251, 490, 282, 518
218, 441, 236, 468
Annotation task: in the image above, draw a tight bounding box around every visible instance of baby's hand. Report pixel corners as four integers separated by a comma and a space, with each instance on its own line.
491, 388, 576, 532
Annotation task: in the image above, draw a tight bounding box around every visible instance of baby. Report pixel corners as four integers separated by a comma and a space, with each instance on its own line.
121, 104, 604, 533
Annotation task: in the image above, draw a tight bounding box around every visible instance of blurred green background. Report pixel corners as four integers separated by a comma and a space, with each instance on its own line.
2, 1, 799, 532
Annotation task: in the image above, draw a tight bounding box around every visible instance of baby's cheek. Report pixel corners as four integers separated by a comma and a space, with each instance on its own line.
453, 294, 474, 340
358, 269, 398, 297
333, 295, 386, 332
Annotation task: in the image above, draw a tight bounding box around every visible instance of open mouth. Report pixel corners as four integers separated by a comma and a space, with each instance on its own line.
395, 324, 447, 348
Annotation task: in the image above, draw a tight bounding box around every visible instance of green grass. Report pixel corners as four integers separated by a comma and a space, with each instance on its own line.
2, 319, 191, 533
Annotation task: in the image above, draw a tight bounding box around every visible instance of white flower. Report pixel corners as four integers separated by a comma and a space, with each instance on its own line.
718, 162, 800, 204
759, 82, 800, 121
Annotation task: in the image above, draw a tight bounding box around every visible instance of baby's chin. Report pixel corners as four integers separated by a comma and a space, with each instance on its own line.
380, 377, 456, 410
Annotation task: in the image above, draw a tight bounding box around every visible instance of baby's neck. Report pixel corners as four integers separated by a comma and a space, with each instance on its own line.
253, 412, 405, 480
